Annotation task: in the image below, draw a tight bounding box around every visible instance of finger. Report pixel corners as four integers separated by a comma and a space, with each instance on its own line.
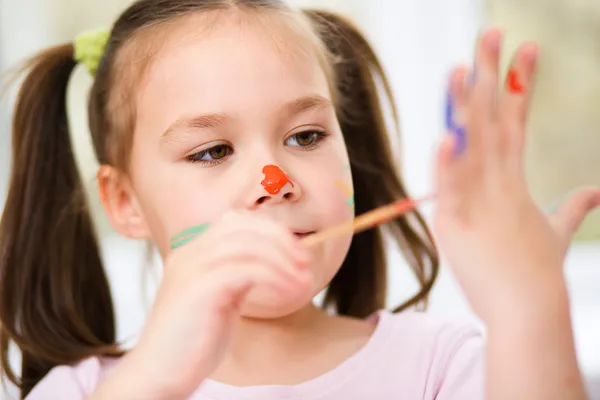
192, 230, 310, 279
439, 67, 475, 203
435, 133, 459, 196
446, 66, 469, 156
468, 29, 502, 155
548, 187, 600, 240
217, 211, 310, 262
498, 43, 540, 164
178, 212, 310, 267
219, 278, 255, 313
211, 261, 312, 312
435, 135, 465, 216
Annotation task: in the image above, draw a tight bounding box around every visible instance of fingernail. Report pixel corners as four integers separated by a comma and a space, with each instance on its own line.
584, 190, 600, 208
298, 251, 312, 269
593, 192, 600, 207
292, 243, 310, 265
296, 260, 310, 272
487, 29, 502, 52
523, 43, 540, 63
293, 255, 310, 271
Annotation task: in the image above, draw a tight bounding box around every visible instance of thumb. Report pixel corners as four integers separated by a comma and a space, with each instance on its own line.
548, 187, 600, 240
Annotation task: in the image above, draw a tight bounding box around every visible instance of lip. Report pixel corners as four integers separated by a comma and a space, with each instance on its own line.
293, 231, 315, 238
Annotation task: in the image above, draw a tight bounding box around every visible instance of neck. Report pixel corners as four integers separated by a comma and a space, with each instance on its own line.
217, 303, 330, 372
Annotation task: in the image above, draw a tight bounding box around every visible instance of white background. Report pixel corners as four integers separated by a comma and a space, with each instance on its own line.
0, 0, 598, 398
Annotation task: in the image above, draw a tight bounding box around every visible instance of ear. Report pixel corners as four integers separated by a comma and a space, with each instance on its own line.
97, 165, 150, 240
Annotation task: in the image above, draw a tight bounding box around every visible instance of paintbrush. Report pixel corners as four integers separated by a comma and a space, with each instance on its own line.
301, 194, 436, 248
170, 194, 435, 250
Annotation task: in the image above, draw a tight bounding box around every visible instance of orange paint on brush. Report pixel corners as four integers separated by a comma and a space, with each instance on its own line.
507, 68, 525, 93
261, 165, 294, 195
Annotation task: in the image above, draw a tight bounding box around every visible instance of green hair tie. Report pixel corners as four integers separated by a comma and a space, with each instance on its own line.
73, 29, 109, 76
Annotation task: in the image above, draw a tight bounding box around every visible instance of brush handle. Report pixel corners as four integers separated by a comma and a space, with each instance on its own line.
301, 194, 435, 248
169, 195, 434, 250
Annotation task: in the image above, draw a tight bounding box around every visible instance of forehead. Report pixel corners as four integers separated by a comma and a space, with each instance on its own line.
135, 10, 332, 123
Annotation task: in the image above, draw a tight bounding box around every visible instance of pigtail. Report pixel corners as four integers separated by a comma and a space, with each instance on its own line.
0, 44, 119, 398
304, 10, 439, 317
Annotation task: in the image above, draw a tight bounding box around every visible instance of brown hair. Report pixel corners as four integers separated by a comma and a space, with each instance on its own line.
0, 1, 438, 397
307, 10, 438, 317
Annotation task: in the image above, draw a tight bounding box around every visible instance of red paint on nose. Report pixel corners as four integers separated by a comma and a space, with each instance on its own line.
261, 165, 294, 195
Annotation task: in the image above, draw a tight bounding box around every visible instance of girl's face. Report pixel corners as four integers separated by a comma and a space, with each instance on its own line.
108, 13, 354, 317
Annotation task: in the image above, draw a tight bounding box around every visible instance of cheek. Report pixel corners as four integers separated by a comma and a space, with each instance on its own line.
130, 162, 239, 253
155, 189, 235, 253
334, 175, 355, 217
132, 181, 202, 253
314, 233, 353, 291
301, 136, 353, 216
307, 165, 354, 224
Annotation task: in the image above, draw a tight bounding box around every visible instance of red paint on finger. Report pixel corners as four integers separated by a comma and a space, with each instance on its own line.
507, 68, 525, 94
261, 165, 294, 195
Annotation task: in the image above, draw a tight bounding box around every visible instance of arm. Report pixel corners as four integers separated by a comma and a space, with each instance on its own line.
87, 351, 190, 400
436, 27, 596, 400
486, 275, 587, 400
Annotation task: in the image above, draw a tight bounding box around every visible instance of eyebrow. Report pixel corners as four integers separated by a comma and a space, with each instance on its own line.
161, 94, 332, 137
284, 94, 332, 116
162, 113, 229, 137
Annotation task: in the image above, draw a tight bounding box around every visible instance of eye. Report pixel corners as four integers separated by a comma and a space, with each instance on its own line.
186, 144, 233, 165
285, 131, 328, 149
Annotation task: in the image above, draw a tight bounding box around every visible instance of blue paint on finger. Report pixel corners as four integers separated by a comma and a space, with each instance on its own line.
445, 91, 454, 130
453, 125, 466, 155
445, 90, 466, 155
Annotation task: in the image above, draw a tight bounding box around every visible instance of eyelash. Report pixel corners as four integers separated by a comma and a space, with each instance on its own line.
185, 130, 329, 166
285, 130, 328, 150
185, 144, 233, 166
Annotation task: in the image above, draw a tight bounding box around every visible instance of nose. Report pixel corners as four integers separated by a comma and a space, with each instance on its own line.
247, 165, 301, 208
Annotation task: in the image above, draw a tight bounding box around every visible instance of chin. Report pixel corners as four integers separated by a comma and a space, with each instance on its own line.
238, 284, 316, 319
239, 234, 352, 320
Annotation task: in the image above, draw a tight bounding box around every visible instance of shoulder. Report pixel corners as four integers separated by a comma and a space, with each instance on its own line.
379, 309, 484, 366
380, 309, 483, 349
372, 310, 485, 398
26, 356, 121, 399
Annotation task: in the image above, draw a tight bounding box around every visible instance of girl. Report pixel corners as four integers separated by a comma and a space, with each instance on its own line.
0, 0, 597, 399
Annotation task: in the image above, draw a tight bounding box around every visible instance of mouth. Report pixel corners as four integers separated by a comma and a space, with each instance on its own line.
293, 231, 316, 239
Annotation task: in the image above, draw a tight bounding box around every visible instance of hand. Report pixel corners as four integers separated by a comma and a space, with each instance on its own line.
121, 212, 313, 398
433, 29, 600, 321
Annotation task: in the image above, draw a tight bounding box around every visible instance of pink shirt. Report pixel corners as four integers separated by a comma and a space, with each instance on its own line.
27, 310, 484, 399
